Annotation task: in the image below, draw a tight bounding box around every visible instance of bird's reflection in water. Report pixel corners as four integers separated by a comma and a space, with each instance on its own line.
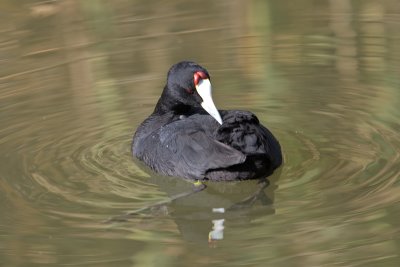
106, 169, 280, 245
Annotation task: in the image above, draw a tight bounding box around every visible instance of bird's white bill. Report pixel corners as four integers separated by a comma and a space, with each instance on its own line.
195, 79, 223, 125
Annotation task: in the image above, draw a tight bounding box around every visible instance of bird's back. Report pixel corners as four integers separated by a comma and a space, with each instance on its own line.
132, 113, 246, 180
132, 110, 281, 181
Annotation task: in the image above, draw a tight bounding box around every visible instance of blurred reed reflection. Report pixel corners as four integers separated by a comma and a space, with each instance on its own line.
0, 0, 400, 266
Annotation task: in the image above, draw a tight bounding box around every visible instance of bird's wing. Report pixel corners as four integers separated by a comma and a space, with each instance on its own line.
155, 121, 246, 179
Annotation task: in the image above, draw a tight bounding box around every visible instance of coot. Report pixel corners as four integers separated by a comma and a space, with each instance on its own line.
132, 61, 282, 181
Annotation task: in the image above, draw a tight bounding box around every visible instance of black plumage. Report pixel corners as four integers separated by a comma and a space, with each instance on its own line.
132, 61, 282, 181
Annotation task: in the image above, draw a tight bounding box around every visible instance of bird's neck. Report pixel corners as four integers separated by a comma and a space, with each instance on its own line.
154, 100, 191, 115
153, 86, 191, 115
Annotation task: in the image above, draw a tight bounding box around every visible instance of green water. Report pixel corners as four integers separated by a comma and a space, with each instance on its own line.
1, 1, 399, 266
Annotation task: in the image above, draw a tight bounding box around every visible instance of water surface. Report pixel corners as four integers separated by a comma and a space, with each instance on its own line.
1, 1, 400, 266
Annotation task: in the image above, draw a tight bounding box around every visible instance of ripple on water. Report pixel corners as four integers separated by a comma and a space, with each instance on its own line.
28, 131, 167, 214
275, 104, 400, 225
0, 87, 164, 225
1, 75, 399, 256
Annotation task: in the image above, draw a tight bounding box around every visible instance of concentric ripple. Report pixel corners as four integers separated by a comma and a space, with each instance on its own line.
1, 1, 400, 265
0, 85, 168, 228
1, 72, 399, 267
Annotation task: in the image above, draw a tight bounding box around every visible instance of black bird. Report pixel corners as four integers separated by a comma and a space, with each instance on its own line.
132, 61, 282, 181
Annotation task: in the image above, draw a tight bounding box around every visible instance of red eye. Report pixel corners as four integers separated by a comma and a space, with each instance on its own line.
185, 88, 194, 94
